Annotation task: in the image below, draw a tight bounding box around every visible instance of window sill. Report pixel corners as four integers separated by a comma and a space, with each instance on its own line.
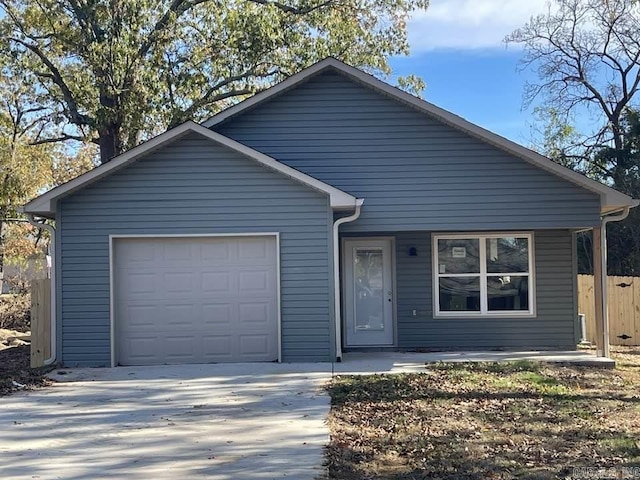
434, 311, 536, 319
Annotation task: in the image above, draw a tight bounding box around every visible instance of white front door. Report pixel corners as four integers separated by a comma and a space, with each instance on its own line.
343, 238, 394, 346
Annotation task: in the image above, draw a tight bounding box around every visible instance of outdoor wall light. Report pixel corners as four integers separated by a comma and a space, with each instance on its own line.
409, 247, 418, 257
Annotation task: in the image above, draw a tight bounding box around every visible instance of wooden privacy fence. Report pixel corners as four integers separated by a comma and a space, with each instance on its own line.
30, 278, 51, 368
578, 274, 640, 346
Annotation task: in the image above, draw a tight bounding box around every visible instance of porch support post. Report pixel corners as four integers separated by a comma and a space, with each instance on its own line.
592, 225, 606, 357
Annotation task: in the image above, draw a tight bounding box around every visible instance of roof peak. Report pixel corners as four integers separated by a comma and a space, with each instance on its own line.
202, 57, 634, 213
23, 121, 358, 217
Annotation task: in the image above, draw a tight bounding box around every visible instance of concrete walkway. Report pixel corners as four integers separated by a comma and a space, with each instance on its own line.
0, 349, 610, 480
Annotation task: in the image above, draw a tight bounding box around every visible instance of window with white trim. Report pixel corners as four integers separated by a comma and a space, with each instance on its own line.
433, 233, 534, 316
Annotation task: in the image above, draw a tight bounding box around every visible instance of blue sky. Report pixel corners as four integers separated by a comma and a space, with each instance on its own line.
390, 0, 549, 145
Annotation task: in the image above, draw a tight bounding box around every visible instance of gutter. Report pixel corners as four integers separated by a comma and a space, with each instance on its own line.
25, 214, 57, 366
332, 198, 364, 362
598, 200, 639, 357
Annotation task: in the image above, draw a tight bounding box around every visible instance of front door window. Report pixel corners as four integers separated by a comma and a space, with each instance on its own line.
354, 248, 385, 331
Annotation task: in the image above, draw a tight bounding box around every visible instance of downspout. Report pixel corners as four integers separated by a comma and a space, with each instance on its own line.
25, 214, 57, 366
598, 202, 638, 357
333, 198, 364, 362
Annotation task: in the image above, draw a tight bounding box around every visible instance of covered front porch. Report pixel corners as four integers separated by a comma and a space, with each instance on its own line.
337, 228, 618, 362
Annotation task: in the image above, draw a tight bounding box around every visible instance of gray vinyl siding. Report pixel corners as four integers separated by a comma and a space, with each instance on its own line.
392, 230, 577, 349
216, 71, 601, 231
58, 134, 333, 366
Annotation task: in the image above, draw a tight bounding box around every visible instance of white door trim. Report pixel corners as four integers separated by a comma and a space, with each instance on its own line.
341, 236, 396, 347
108, 232, 281, 367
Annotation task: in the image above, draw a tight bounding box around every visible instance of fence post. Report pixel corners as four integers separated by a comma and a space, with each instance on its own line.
30, 279, 51, 368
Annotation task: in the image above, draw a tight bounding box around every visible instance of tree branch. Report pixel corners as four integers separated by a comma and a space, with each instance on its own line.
8, 37, 93, 127
29, 133, 86, 145
247, 0, 334, 15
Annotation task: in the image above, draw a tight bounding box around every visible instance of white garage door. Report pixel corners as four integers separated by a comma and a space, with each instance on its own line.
114, 236, 279, 366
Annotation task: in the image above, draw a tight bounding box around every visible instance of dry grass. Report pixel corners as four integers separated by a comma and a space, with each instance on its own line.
326, 347, 640, 479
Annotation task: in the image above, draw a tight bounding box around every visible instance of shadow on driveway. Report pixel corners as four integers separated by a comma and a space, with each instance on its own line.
0, 363, 331, 480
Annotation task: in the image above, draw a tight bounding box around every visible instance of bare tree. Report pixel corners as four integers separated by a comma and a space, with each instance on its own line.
506, 0, 640, 184
507, 0, 640, 276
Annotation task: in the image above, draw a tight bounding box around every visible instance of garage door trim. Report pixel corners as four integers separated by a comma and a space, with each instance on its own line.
108, 232, 281, 367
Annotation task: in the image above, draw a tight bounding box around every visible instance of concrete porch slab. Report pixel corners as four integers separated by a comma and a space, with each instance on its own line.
336, 350, 615, 374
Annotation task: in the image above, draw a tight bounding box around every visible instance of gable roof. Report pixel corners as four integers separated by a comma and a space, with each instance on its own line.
22, 121, 358, 218
203, 58, 636, 214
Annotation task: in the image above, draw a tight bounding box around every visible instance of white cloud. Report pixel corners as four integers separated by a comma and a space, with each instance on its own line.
408, 0, 550, 51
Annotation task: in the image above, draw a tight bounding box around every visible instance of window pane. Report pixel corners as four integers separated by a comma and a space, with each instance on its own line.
437, 238, 480, 274
486, 237, 529, 273
488, 276, 529, 311
354, 249, 384, 330
439, 277, 481, 312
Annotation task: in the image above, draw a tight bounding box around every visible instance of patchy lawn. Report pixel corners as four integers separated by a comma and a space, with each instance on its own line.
326, 347, 640, 479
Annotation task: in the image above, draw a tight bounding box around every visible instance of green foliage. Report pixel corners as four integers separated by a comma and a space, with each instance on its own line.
0, 72, 55, 218
3, 223, 39, 261
0, 64, 95, 278
51, 143, 98, 186
533, 107, 580, 168
0, 0, 428, 162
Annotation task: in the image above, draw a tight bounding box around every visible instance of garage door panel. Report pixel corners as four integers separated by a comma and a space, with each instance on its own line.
202, 335, 233, 359
164, 304, 199, 327
121, 336, 161, 363
115, 236, 278, 366
239, 238, 270, 259
165, 336, 199, 362
164, 272, 196, 294
123, 305, 159, 328
202, 303, 234, 324
202, 271, 231, 292
239, 302, 274, 325
125, 273, 157, 294
201, 241, 231, 261
162, 242, 194, 262
120, 242, 156, 263
239, 270, 270, 292
239, 335, 271, 356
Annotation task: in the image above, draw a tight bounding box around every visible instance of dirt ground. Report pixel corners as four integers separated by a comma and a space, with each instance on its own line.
0, 329, 52, 396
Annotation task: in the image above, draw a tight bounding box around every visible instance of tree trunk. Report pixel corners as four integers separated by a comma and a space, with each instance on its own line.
0, 217, 5, 295
98, 123, 122, 164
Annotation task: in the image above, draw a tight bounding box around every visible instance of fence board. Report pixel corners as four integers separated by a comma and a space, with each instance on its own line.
609, 276, 635, 346
578, 274, 639, 346
578, 275, 596, 344
30, 279, 51, 368
631, 278, 640, 345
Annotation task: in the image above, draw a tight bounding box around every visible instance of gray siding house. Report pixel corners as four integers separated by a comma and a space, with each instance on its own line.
23, 58, 636, 367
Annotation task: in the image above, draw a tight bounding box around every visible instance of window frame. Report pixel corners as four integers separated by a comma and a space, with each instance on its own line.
432, 232, 536, 318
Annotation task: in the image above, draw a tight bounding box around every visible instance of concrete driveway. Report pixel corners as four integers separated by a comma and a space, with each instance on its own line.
1, 350, 605, 479
0, 363, 332, 480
